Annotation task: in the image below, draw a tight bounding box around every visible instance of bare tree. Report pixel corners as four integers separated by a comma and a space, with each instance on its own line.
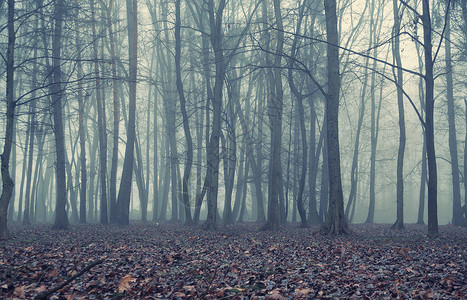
0, 0, 16, 239
116, 0, 138, 225
51, 0, 69, 230
320, 0, 350, 235
175, 0, 193, 225
391, 0, 406, 230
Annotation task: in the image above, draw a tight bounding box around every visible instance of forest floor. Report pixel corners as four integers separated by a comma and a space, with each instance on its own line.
0, 223, 466, 299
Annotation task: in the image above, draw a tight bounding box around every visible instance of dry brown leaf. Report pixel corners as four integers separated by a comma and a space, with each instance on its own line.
267, 289, 287, 299
13, 285, 25, 298
118, 274, 136, 293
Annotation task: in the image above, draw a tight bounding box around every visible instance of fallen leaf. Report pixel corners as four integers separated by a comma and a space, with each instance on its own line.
118, 274, 136, 293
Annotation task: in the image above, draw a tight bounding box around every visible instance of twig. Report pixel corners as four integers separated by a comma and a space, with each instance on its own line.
35, 258, 105, 299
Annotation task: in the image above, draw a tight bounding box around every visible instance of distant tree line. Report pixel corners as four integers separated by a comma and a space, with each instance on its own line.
1, 0, 466, 239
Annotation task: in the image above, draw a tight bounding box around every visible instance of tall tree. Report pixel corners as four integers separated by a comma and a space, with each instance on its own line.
51, 0, 69, 230
421, 0, 439, 238
0, 0, 16, 239
105, 0, 119, 224
75, 9, 87, 224
203, 0, 226, 229
116, 0, 138, 225
175, 0, 193, 225
262, 0, 284, 231
22, 103, 35, 225
91, 0, 108, 225
391, 0, 406, 230
320, 0, 350, 235
444, 11, 464, 226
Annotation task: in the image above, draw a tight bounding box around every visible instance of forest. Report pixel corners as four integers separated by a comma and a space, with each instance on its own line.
0, 0, 466, 298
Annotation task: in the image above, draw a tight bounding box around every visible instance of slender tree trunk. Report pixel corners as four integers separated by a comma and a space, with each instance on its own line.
232, 142, 246, 220
203, 0, 226, 230
445, 14, 464, 226
422, 0, 438, 238
87, 125, 98, 222
391, 0, 405, 230
75, 13, 87, 224
309, 105, 324, 225
51, 0, 69, 230
7, 126, 16, 223
161, 141, 170, 222
365, 1, 383, 224
0, 0, 16, 239
319, 118, 329, 222
262, 0, 284, 231
116, 0, 138, 225
152, 83, 159, 222
345, 73, 366, 220
105, 0, 119, 224
23, 105, 35, 225
416, 40, 426, 225
175, 0, 193, 225
91, 0, 108, 225
321, 0, 350, 235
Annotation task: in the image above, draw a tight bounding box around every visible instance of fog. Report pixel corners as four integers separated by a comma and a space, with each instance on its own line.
1, 0, 466, 238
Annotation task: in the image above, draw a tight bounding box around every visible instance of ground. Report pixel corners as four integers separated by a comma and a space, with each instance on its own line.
0, 223, 466, 299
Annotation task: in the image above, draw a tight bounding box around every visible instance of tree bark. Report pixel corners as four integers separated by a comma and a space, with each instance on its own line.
422, 0, 438, 238
0, 0, 16, 239
91, 0, 108, 225
116, 0, 138, 225
23, 104, 35, 225
320, 0, 350, 235
445, 14, 464, 226
75, 12, 87, 224
175, 0, 193, 225
105, 0, 119, 224
391, 0, 405, 230
51, 0, 69, 230
203, 0, 226, 230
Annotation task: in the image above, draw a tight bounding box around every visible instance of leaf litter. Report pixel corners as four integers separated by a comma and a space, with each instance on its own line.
0, 223, 465, 299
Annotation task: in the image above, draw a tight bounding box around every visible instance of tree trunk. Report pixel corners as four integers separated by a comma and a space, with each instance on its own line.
0, 0, 16, 239
391, 0, 405, 230
262, 0, 284, 231
445, 14, 464, 226
175, 0, 193, 225
415, 39, 426, 225
91, 0, 108, 225
203, 0, 226, 230
116, 0, 138, 226
75, 13, 87, 224
321, 0, 350, 235
422, 0, 438, 238
23, 104, 35, 225
345, 68, 366, 221
105, 0, 119, 224
51, 0, 69, 230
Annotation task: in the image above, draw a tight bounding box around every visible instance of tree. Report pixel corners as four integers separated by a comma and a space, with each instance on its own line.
75, 9, 87, 224
320, 0, 350, 235
391, 0, 406, 230
175, 0, 193, 225
104, 0, 120, 224
444, 10, 464, 226
91, 0, 108, 225
0, 0, 16, 239
116, 0, 138, 225
421, 0, 439, 238
51, 0, 69, 230
203, 0, 226, 230
287, 0, 309, 228
261, 0, 284, 231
